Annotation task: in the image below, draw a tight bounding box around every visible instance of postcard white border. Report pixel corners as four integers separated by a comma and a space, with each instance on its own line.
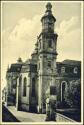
1, 1, 83, 125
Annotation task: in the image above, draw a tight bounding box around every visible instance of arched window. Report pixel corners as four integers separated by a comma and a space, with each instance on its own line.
74, 67, 78, 74
61, 67, 65, 73
32, 78, 35, 97
61, 81, 67, 102
23, 77, 27, 96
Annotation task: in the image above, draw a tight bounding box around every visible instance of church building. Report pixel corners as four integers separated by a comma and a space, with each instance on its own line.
6, 3, 81, 113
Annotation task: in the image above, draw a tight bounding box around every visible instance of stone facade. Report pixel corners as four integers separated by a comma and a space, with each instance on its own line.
5, 3, 81, 113
56, 60, 81, 107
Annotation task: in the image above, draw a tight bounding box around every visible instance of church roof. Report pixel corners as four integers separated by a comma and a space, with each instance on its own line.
57, 59, 81, 66
7, 63, 22, 73
62, 59, 81, 66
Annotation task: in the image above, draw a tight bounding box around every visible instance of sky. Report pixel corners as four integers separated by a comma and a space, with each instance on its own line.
1, 1, 82, 89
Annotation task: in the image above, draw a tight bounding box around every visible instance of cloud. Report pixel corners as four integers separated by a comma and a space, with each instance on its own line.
3, 14, 41, 59
9, 15, 41, 41
57, 17, 80, 33
2, 16, 81, 89
55, 16, 81, 61
2, 14, 41, 89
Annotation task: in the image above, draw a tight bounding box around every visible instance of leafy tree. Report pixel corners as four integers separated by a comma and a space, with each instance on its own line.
64, 79, 81, 108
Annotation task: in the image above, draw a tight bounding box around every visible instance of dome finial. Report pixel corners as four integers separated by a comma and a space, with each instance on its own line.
46, 2, 52, 12
17, 57, 23, 63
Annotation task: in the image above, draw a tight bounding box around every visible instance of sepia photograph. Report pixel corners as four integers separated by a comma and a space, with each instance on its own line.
1, 1, 83, 124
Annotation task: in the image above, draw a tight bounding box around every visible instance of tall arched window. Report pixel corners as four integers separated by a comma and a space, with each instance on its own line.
61, 81, 67, 102
23, 77, 27, 96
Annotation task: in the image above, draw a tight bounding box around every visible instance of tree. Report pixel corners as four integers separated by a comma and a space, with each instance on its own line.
64, 79, 81, 108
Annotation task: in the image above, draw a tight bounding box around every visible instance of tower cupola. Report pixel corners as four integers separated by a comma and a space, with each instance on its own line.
46, 2, 52, 13
41, 3, 56, 33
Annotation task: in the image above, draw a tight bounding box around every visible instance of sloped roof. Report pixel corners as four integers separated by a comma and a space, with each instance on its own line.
62, 59, 81, 66
8, 63, 22, 73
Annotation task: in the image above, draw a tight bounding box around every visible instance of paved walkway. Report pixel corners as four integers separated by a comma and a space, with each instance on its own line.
6, 106, 76, 123
7, 106, 46, 122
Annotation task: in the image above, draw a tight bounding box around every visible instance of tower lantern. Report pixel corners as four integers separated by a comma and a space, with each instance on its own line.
41, 2, 56, 33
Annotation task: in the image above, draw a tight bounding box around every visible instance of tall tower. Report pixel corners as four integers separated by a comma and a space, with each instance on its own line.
37, 3, 58, 113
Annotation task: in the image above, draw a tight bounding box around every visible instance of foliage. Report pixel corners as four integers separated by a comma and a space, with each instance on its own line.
64, 79, 81, 108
